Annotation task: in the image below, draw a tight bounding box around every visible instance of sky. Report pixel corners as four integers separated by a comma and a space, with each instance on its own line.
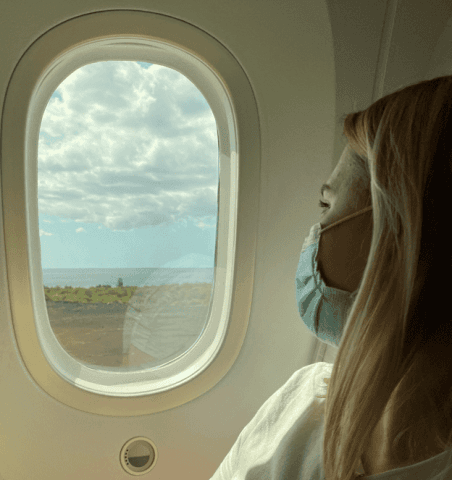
38, 61, 219, 269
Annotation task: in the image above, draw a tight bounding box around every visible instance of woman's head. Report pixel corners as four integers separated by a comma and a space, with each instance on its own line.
319, 75, 452, 480
317, 143, 373, 293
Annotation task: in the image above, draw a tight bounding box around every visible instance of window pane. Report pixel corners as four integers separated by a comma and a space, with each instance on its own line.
38, 61, 218, 369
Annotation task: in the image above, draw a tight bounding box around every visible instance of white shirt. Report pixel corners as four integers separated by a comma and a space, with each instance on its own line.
210, 362, 452, 480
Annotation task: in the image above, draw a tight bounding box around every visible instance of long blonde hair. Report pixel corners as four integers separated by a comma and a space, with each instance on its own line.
316, 75, 452, 480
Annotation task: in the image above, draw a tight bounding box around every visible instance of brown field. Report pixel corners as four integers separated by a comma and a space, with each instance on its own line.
46, 300, 129, 367
45, 283, 212, 368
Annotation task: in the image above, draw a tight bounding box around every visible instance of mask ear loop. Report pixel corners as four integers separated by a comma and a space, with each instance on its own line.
320, 205, 373, 235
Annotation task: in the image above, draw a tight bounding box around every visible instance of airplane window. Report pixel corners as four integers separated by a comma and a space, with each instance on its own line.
37, 61, 219, 370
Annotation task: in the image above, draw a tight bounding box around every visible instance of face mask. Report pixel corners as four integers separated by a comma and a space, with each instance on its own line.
295, 205, 373, 347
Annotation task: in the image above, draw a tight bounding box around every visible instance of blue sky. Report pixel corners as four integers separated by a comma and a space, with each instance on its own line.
38, 61, 219, 269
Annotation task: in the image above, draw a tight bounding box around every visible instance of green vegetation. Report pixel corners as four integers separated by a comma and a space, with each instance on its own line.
44, 285, 137, 304
43, 278, 213, 306
44, 281, 138, 305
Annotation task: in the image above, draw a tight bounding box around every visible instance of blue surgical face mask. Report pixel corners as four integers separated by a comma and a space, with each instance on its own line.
295, 205, 373, 347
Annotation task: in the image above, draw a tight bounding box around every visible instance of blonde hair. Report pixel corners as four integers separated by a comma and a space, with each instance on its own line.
316, 75, 452, 480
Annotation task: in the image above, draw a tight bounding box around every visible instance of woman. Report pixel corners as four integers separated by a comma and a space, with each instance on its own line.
318, 74, 452, 479
211, 75, 452, 480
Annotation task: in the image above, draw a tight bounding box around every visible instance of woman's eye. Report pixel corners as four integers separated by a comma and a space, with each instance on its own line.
318, 200, 329, 209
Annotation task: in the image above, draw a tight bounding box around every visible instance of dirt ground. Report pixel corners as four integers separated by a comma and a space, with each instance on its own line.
46, 300, 130, 367
45, 283, 212, 368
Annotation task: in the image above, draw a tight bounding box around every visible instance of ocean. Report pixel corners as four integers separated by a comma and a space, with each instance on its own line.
41, 268, 215, 289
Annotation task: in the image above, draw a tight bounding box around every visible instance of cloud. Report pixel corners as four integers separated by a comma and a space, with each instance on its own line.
38, 61, 219, 234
